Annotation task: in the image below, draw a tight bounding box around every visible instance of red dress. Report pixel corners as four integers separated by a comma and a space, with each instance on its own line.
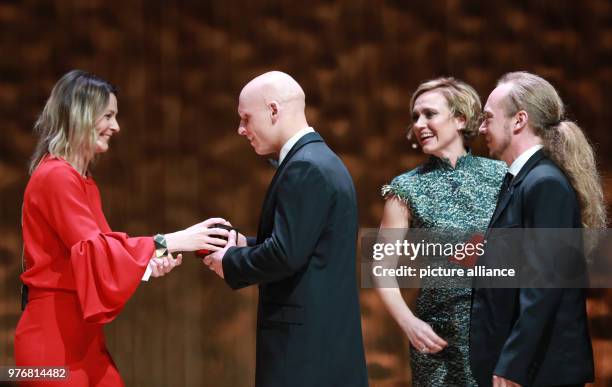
14, 155, 154, 386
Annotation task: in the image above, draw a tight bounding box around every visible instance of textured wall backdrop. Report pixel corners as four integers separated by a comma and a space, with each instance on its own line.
1, 1, 611, 386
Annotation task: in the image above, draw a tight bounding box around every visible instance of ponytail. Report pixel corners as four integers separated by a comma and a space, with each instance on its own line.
543, 120, 607, 229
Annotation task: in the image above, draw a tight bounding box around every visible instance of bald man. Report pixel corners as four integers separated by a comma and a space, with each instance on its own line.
204, 71, 369, 387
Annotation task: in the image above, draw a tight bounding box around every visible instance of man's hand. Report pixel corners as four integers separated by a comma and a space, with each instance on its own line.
150, 252, 183, 277
493, 375, 521, 387
237, 232, 247, 247
223, 221, 246, 247
203, 230, 237, 279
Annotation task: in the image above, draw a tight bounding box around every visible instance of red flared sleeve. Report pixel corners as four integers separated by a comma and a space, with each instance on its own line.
38, 164, 154, 323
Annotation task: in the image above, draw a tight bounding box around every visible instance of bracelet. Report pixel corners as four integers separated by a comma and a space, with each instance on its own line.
153, 234, 168, 258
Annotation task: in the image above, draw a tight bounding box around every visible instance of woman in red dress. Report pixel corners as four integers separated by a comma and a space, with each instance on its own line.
14, 70, 230, 386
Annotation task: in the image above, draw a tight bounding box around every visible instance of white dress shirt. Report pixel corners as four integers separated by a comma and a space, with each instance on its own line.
508, 144, 543, 177
278, 127, 315, 165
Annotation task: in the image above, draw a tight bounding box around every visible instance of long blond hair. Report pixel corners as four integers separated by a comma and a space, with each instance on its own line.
498, 71, 607, 229
30, 70, 117, 175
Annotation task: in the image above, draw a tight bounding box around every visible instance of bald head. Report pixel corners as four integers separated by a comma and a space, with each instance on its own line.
237, 71, 309, 156
240, 71, 306, 111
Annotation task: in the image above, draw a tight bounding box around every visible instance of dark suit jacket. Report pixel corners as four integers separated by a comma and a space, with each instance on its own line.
470, 150, 594, 387
223, 132, 369, 387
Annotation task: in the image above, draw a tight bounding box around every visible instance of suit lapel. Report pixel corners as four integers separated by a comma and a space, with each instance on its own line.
487, 186, 514, 231
487, 150, 545, 229
256, 132, 325, 242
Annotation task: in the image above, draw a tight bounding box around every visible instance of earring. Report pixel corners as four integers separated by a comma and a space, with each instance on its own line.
406, 126, 418, 149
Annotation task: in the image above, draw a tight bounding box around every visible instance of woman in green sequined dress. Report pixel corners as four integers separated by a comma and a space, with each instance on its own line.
376, 78, 506, 386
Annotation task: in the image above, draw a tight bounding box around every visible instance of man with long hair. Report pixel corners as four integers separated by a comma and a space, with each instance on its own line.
470, 71, 605, 387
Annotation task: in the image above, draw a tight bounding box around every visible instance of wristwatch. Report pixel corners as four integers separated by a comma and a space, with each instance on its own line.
153, 234, 168, 258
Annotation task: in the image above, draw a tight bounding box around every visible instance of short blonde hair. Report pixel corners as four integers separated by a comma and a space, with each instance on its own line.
410, 77, 482, 143
30, 70, 117, 174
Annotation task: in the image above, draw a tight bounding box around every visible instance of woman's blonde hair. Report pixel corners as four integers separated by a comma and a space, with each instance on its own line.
498, 71, 607, 230
410, 77, 482, 144
29, 69, 117, 175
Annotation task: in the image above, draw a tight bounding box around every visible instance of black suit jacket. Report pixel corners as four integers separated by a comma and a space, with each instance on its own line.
223, 132, 369, 387
470, 150, 594, 387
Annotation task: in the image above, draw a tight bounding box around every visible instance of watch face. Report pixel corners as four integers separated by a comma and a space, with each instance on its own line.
153, 234, 168, 258
154, 234, 167, 247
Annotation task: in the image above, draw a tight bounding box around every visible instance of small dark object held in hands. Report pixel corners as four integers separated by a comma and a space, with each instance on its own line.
195, 223, 238, 258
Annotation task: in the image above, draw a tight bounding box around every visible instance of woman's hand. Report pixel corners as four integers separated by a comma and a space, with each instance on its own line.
150, 252, 183, 277
401, 315, 448, 354
164, 217, 231, 252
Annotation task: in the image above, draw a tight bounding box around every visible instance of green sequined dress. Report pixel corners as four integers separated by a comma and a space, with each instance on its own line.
382, 153, 506, 387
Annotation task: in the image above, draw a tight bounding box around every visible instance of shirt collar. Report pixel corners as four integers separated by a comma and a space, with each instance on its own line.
430, 149, 473, 171
508, 144, 543, 176
278, 127, 315, 165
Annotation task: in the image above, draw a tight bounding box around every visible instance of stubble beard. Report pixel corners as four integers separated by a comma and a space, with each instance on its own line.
490, 123, 512, 161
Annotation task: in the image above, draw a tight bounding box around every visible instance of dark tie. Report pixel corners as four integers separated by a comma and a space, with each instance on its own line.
500, 172, 514, 193
267, 158, 279, 169
487, 172, 515, 231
